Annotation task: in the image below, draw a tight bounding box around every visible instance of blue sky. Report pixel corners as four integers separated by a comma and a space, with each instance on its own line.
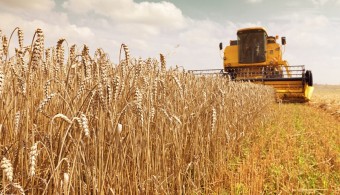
1, 0, 340, 84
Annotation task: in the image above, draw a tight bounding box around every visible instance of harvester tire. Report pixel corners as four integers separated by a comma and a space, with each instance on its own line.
305, 70, 313, 86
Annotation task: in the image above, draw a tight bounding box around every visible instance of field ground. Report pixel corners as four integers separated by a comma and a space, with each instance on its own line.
309, 84, 340, 120
230, 101, 340, 194
232, 84, 340, 194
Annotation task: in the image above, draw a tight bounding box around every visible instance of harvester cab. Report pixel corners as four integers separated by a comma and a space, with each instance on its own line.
191, 27, 314, 102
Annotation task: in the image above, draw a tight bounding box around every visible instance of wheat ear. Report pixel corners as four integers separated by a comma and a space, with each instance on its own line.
211, 108, 217, 133
52, 113, 72, 124
1, 157, 14, 182
80, 113, 90, 138
134, 87, 143, 125
14, 111, 21, 135
11, 183, 25, 195
29, 142, 38, 177
37, 93, 56, 112
17, 28, 24, 49
160, 53, 166, 73
0, 69, 4, 98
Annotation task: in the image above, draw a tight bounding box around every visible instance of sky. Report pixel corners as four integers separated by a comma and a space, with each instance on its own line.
0, 0, 340, 84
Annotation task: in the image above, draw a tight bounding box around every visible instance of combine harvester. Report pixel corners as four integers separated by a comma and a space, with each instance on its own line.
190, 27, 314, 102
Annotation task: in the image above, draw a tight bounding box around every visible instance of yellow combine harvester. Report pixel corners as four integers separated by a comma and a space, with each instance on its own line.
190, 27, 314, 102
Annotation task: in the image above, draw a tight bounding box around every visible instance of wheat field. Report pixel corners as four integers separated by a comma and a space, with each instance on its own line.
310, 85, 340, 120
1, 28, 339, 194
0, 28, 278, 194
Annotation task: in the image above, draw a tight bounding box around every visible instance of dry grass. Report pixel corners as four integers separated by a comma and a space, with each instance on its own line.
0, 28, 275, 194
309, 85, 340, 120
242, 103, 339, 194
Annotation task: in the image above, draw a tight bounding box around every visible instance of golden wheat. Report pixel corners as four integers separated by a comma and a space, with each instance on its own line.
30, 28, 44, 70
29, 142, 38, 177
17, 28, 23, 49
1, 157, 13, 182
2, 35, 8, 57
0, 27, 281, 194
0, 69, 4, 97
80, 113, 90, 138
14, 111, 20, 135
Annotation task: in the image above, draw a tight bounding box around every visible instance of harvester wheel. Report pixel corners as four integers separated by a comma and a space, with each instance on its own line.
305, 70, 313, 86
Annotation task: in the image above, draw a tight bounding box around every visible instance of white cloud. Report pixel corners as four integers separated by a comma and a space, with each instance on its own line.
266, 13, 340, 84
246, 0, 264, 3
309, 0, 340, 6
310, 0, 329, 6
179, 20, 222, 45
0, 12, 95, 54
63, 0, 186, 30
269, 14, 330, 47
0, 0, 339, 84
0, 0, 55, 11
286, 1, 302, 7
